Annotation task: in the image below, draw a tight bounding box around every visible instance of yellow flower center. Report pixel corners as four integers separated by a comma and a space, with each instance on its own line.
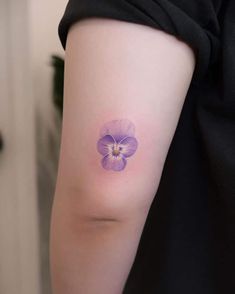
112, 144, 120, 156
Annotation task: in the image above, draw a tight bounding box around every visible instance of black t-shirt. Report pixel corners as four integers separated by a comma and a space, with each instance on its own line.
58, 1, 235, 293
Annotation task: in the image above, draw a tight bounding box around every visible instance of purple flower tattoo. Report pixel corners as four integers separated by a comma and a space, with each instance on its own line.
97, 119, 138, 171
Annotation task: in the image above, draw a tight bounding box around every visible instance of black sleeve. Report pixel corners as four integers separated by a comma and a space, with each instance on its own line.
58, 0, 221, 84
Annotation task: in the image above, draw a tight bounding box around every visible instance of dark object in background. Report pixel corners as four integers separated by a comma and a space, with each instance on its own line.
0, 131, 3, 151
51, 55, 64, 116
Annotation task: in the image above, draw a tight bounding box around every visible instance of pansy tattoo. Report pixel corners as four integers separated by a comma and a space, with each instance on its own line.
97, 119, 138, 171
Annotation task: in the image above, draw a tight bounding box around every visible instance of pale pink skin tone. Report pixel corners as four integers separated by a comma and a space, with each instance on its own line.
50, 18, 195, 294
97, 119, 138, 171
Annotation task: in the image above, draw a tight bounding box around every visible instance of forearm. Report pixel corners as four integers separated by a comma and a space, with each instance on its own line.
50, 197, 148, 294
50, 165, 164, 294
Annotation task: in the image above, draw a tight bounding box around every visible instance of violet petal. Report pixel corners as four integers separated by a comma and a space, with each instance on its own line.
101, 154, 127, 171
119, 137, 138, 157
100, 119, 135, 142
97, 135, 115, 156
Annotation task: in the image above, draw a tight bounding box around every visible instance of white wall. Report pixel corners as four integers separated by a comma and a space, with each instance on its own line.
29, 0, 67, 122
29, 0, 67, 197
29, 1, 68, 293
0, 0, 40, 293
0, 0, 68, 293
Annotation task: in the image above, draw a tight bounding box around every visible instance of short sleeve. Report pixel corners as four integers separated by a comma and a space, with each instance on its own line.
58, 0, 221, 84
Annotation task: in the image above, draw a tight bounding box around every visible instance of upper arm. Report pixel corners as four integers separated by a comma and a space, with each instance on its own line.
54, 18, 195, 221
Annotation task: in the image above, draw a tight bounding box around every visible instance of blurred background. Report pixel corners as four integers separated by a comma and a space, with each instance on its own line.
0, 0, 67, 293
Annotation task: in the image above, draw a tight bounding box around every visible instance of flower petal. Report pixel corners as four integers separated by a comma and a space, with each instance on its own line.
100, 119, 135, 142
97, 135, 115, 156
119, 137, 138, 157
101, 154, 127, 171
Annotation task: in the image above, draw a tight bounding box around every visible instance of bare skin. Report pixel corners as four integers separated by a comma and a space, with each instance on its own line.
50, 18, 195, 294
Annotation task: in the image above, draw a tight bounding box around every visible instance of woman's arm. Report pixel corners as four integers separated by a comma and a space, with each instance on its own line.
50, 18, 195, 294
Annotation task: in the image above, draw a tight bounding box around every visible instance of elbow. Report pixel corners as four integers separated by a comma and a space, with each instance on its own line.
53, 174, 156, 225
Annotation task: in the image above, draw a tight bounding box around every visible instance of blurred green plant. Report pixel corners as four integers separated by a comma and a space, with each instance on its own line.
51, 55, 64, 116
